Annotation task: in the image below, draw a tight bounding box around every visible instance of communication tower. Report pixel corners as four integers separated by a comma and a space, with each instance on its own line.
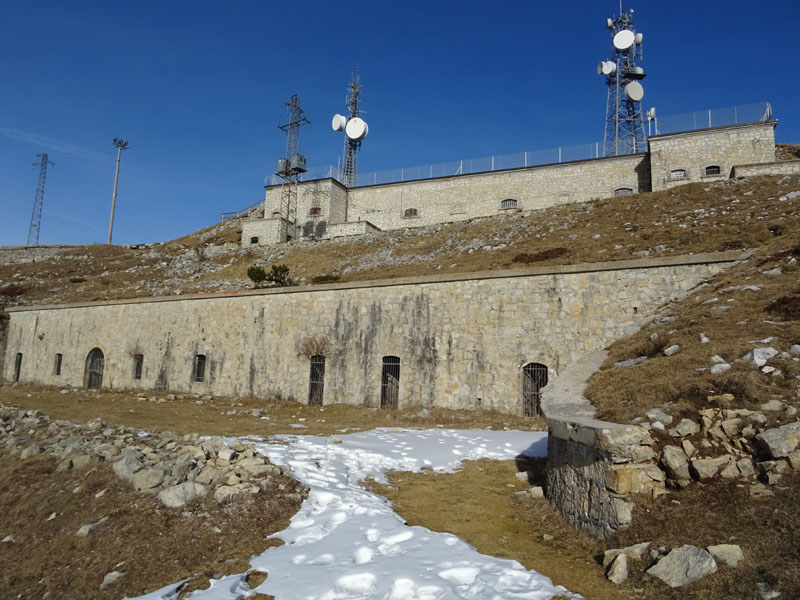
275, 94, 310, 242
598, 5, 647, 156
332, 67, 368, 188
27, 153, 54, 246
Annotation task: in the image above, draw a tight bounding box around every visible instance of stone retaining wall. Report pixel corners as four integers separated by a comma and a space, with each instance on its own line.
732, 160, 800, 178
0, 245, 85, 265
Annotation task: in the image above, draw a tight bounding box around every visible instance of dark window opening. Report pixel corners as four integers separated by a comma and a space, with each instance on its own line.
84, 348, 105, 390
54, 353, 63, 376
308, 355, 326, 405
13, 353, 22, 382
192, 354, 207, 383
309, 207, 322, 217
380, 356, 400, 409
250, 236, 259, 244
501, 198, 518, 209
705, 165, 721, 176
133, 354, 144, 380
614, 187, 634, 196
403, 208, 418, 218
522, 362, 548, 417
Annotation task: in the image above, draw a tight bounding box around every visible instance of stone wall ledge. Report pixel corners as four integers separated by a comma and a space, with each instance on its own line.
6, 250, 750, 314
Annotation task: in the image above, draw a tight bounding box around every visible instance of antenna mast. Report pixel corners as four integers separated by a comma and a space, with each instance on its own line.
599, 6, 647, 156
332, 67, 368, 189
27, 153, 54, 246
275, 94, 310, 242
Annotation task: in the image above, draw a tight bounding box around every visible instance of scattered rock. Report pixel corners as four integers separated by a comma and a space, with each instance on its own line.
663, 344, 681, 357
606, 553, 628, 584
755, 423, 800, 459
157, 482, 211, 508
100, 571, 125, 589
76, 517, 108, 537
707, 544, 744, 568
757, 581, 781, 599
742, 347, 778, 367
660, 446, 690, 482
615, 356, 649, 368
646, 408, 673, 426
646, 545, 717, 587
691, 456, 731, 481
668, 419, 700, 438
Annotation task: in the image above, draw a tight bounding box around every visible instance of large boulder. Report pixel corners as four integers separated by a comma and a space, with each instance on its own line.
157, 482, 210, 508
660, 446, 690, 481
707, 544, 744, 568
690, 456, 732, 481
755, 423, 800, 459
647, 545, 717, 587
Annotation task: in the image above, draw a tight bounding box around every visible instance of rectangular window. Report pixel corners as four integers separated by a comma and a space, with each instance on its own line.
54, 353, 63, 376
14, 353, 22, 382
133, 354, 144, 380
670, 169, 687, 181
192, 354, 206, 383
705, 165, 721, 176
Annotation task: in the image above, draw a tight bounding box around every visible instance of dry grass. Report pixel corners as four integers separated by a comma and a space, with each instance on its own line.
1, 384, 546, 438
2, 173, 800, 308
586, 231, 800, 424
371, 464, 800, 600
0, 451, 300, 600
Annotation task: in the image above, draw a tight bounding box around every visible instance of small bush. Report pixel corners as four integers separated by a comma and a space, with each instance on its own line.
247, 266, 267, 287
0, 284, 25, 298
765, 291, 800, 320
69, 277, 87, 284
311, 274, 341, 285
511, 247, 569, 264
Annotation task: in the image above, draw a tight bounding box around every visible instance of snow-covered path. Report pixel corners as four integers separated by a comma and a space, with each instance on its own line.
132, 429, 577, 600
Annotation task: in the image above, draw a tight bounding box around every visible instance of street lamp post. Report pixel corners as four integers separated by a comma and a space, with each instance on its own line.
107, 138, 129, 245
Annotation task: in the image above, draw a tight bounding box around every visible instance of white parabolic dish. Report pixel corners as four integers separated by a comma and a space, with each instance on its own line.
602, 61, 617, 75
625, 81, 644, 101
613, 29, 635, 50
345, 117, 368, 141
635, 32, 644, 44
597, 61, 603, 75
331, 114, 347, 132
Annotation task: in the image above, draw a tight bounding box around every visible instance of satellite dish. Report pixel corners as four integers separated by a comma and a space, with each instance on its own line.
646, 107, 657, 120
597, 61, 604, 75
613, 29, 635, 50
332, 114, 347, 132
345, 117, 368, 141
625, 81, 644, 102
601, 61, 617, 75
606, 18, 614, 29
635, 32, 644, 45
634, 66, 644, 75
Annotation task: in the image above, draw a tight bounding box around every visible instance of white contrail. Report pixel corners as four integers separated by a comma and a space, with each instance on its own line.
0, 128, 111, 164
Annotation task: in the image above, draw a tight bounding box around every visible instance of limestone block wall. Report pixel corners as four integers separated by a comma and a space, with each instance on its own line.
4, 253, 739, 415
649, 121, 776, 191
0, 245, 85, 265
346, 154, 648, 231
732, 160, 800, 178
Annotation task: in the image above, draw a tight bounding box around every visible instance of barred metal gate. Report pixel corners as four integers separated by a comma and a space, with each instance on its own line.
380, 356, 400, 409
308, 355, 325, 405
522, 362, 548, 417
85, 348, 105, 390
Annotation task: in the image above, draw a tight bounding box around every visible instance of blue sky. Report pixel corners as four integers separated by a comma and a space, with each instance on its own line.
2, 1, 799, 246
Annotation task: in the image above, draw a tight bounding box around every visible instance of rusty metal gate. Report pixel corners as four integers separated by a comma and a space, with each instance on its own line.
85, 348, 105, 390
380, 356, 400, 409
308, 355, 325, 405
522, 362, 548, 417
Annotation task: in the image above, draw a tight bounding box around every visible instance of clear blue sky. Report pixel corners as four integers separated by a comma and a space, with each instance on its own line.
2, 1, 798, 246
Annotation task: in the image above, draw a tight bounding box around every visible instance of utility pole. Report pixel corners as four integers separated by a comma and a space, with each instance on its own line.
27, 153, 54, 245
107, 138, 129, 245
276, 95, 310, 242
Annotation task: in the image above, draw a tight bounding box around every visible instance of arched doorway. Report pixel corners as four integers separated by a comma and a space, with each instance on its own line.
381, 356, 400, 409
522, 362, 548, 417
84, 348, 105, 389
308, 355, 325, 405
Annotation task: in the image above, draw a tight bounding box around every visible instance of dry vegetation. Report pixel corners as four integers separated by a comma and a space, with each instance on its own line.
2, 173, 799, 308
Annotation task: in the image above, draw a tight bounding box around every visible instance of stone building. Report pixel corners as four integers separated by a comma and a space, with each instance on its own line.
242, 121, 778, 246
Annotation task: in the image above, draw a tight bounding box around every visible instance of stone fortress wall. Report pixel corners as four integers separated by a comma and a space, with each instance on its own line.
3, 253, 741, 415
242, 121, 776, 246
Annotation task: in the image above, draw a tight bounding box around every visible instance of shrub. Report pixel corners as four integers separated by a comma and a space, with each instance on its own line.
266, 264, 293, 287
765, 291, 800, 321
0, 284, 25, 298
247, 266, 267, 287
511, 247, 569, 264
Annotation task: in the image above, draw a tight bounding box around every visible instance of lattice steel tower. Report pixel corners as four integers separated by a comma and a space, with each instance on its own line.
599, 6, 647, 156
332, 67, 368, 188
27, 153, 54, 245
275, 94, 310, 242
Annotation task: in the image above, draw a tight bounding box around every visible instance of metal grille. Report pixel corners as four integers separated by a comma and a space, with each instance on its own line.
308, 355, 326, 405
192, 354, 206, 383
13, 353, 22, 382
85, 348, 105, 390
380, 356, 400, 409
522, 363, 548, 417
133, 354, 143, 380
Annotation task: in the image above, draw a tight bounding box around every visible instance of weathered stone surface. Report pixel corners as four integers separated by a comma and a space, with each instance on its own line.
710, 362, 731, 374
133, 466, 169, 491
157, 482, 210, 508
669, 419, 700, 438
213, 485, 246, 503
606, 552, 628, 584
604, 542, 651, 568
690, 456, 731, 481
755, 423, 800, 458
100, 571, 125, 589
742, 347, 778, 367
660, 446, 690, 481
663, 344, 681, 356
647, 545, 717, 587
646, 408, 673, 426
112, 456, 144, 482
707, 544, 744, 568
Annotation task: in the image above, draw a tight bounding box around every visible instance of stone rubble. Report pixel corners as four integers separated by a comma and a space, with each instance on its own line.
646, 545, 718, 587
0, 405, 306, 510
